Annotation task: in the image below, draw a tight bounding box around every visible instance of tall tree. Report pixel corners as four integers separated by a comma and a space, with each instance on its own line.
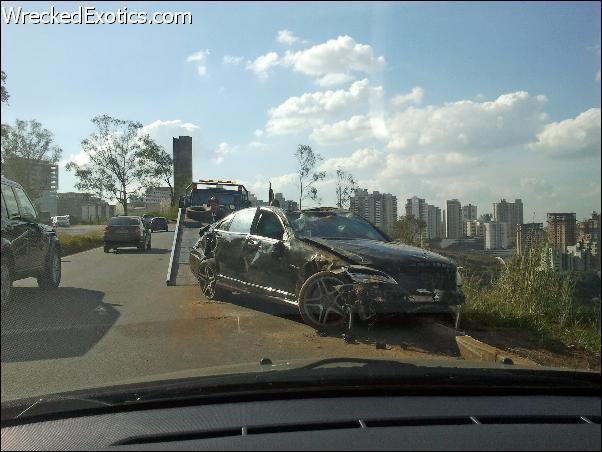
335, 168, 356, 209
1, 70, 8, 104
136, 136, 175, 205
391, 215, 427, 247
1, 119, 63, 199
66, 115, 153, 215
1, 70, 9, 138
294, 144, 326, 210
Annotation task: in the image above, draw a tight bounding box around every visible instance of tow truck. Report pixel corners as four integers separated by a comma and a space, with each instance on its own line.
168, 179, 252, 286
179, 180, 251, 222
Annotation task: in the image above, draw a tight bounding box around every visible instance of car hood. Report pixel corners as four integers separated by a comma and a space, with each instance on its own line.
304, 237, 454, 268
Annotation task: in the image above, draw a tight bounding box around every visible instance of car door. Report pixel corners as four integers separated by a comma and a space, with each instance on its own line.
214, 208, 259, 283
243, 209, 298, 299
1, 184, 36, 274
12, 185, 47, 271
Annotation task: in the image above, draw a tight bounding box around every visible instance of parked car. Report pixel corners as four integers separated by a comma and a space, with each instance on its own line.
150, 216, 169, 232
190, 206, 464, 330
51, 215, 71, 228
103, 216, 151, 253
1, 176, 62, 303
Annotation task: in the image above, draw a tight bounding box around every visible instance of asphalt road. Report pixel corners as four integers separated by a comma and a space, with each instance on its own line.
1, 228, 462, 402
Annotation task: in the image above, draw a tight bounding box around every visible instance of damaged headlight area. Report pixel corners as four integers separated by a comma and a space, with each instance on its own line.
346, 269, 398, 285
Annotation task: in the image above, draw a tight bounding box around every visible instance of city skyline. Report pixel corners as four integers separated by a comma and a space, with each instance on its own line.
1, 2, 600, 222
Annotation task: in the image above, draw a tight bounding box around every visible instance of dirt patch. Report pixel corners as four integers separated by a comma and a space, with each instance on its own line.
466, 326, 600, 371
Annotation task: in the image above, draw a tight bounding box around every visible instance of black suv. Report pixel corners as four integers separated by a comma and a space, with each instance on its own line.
1, 176, 62, 303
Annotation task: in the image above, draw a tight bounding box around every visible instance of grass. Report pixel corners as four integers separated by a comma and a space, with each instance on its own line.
57, 231, 104, 256
460, 246, 601, 355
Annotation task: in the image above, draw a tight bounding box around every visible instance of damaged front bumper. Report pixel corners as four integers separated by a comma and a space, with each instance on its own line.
335, 267, 465, 318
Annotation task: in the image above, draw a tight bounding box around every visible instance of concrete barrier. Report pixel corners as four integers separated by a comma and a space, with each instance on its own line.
429, 321, 537, 367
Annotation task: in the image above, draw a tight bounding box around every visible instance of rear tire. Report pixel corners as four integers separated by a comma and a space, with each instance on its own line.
104, 246, 110, 253
138, 242, 145, 252
37, 247, 61, 289
1, 259, 13, 305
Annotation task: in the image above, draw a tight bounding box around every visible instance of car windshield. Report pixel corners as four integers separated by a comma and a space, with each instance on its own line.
286, 211, 388, 241
191, 191, 238, 206
1, 1, 600, 423
108, 217, 140, 226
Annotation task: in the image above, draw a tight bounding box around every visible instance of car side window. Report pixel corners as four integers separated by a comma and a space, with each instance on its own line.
12, 186, 38, 221
228, 209, 256, 234
1, 185, 21, 219
255, 211, 285, 240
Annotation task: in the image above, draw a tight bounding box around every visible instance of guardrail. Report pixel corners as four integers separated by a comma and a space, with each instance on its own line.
166, 208, 184, 286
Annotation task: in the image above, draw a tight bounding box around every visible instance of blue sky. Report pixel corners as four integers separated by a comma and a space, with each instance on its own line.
1, 1, 600, 221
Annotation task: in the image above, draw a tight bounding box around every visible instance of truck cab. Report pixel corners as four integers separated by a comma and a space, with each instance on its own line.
179, 180, 251, 222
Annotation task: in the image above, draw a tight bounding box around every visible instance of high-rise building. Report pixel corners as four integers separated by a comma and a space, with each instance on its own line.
516, 223, 545, 256
547, 213, 577, 251
462, 204, 478, 221
466, 220, 485, 238
426, 204, 443, 239
493, 199, 523, 246
578, 212, 600, 243
350, 188, 398, 233
446, 199, 462, 239
173, 136, 192, 200
484, 222, 509, 250
405, 196, 426, 220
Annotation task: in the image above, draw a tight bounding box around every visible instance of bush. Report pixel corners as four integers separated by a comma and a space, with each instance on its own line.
58, 231, 104, 256
461, 245, 601, 354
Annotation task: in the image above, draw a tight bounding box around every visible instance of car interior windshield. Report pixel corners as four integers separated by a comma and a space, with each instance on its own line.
286, 211, 388, 241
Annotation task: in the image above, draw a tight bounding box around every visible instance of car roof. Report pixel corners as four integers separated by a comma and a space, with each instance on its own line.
0, 175, 24, 189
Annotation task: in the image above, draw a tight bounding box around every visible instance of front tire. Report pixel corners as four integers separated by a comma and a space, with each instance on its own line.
1, 259, 13, 304
197, 258, 224, 300
298, 271, 349, 331
147, 237, 152, 250
37, 247, 61, 289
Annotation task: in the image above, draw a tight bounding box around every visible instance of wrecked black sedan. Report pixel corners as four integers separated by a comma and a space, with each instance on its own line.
190, 207, 464, 330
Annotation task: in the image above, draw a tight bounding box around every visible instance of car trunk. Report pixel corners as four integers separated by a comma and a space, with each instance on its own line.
105, 225, 141, 242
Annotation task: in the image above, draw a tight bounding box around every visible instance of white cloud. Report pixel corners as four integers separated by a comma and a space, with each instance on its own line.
391, 87, 425, 106
141, 119, 201, 156
276, 29, 300, 45
381, 152, 480, 177
60, 148, 91, 167
246, 52, 280, 79
254, 129, 264, 137
282, 35, 386, 83
320, 148, 384, 172
186, 49, 210, 63
213, 142, 238, 165
310, 114, 388, 146
186, 49, 210, 77
223, 55, 244, 65
242, 173, 299, 200
519, 177, 557, 199
315, 73, 355, 87
528, 108, 601, 158
248, 141, 266, 149
386, 91, 549, 152
265, 79, 383, 135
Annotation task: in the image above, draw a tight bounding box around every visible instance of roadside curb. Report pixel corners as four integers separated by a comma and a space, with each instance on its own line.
429, 322, 537, 367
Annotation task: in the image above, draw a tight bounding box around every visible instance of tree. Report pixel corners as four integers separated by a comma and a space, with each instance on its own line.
335, 168, 356, 209
1, 119, 63, 199
66, 115, 154, 215
391, 215, 427, 247
136, 136, 175, 206
1, 70, 8, 105
294, 144, 326, 210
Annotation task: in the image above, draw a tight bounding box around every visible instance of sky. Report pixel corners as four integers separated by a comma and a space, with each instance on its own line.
1, 1, 600, 222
